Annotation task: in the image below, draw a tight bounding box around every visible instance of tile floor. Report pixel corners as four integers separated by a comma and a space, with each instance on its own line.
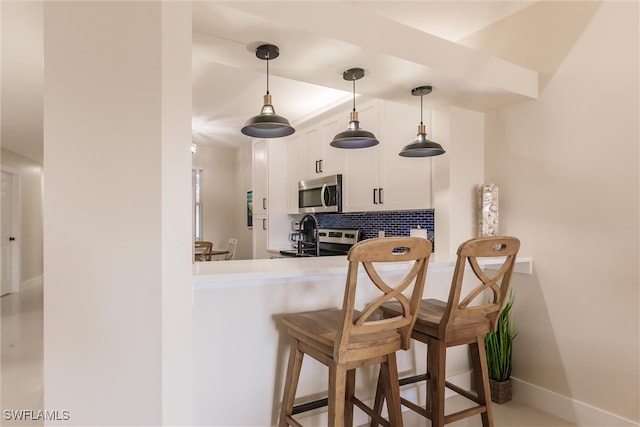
1, 281, 575, 427
1, 280, 43, 427
396, 396, 576, 426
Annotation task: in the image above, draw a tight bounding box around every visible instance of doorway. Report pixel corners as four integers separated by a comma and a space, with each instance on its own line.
1, 168, 20, 296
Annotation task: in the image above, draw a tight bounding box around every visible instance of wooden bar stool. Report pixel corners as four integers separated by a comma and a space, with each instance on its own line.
372, 236, 520, 427
278, 237, 433, 427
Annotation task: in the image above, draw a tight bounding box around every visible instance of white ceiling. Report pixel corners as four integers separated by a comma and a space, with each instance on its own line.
1, 1, 539, 163
191, 1, 539, 148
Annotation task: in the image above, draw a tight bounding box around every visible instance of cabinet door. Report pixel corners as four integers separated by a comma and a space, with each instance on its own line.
301, 119, 344, 179
302, 128, 322, 178
253, 139, 268, 215
319, 117, 344, 176
379, 101, 432, 210
342, 100, 381, 212
252, 214, 269, 259
267, 139, 293, 250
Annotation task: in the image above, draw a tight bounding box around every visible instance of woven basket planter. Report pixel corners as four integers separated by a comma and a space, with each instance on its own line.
489, 378, 512, 404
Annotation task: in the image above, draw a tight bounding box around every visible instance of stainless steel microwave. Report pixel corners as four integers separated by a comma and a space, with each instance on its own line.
298, 174, 342, 213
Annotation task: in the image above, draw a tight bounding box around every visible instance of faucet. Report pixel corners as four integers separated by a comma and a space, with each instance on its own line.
299, 214, 319, 256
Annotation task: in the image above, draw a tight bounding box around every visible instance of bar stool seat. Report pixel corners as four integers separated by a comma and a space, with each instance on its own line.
278, 237, 433, 427
284, 309, 401, 352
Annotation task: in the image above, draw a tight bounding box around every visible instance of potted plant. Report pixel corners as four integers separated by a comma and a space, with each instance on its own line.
484, 296, 517, 403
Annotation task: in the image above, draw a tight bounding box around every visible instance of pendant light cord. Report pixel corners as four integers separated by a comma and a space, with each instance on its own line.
420, 93, 424, 125
266, 58, 270, 95
352, 78, 356, 112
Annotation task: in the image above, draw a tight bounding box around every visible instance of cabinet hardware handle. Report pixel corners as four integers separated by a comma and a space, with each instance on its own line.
379, 188, 384, 204
373, 188, 378, 204
262, 218, 267, 230
319, 159, 323, 173
315, 160, 319, 174
262, 198, 267, 210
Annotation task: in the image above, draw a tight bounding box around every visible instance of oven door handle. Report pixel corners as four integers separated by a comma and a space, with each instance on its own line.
320, 184, 328, 208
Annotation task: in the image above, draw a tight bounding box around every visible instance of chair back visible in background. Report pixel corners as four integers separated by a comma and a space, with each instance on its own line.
224, 238, 238, 260
194, 241, 213, 262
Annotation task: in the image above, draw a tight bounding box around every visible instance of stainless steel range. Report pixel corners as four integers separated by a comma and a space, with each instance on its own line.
279, 228, 360, 258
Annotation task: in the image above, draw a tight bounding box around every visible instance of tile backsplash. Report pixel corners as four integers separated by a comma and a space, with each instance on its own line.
316, 209, 434, 247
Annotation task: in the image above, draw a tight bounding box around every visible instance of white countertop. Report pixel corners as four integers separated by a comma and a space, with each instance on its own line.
192, 255, 532, 290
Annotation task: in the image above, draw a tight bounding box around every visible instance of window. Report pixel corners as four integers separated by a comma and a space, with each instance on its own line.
193, 168, 203, 241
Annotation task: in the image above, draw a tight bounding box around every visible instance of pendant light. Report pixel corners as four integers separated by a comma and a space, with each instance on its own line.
241, 44, 295, 139
330, 68, 379, 149
399, 85, 445, 157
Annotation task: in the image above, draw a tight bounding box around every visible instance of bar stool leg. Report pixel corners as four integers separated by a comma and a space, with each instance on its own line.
279, 340, 304, 427
382, 353, 403, 427
329, 362, 347, 427
470, 337, 494, 427
428, 338, 446, 427
345, 369, 356, 427
370, 369, 385, 427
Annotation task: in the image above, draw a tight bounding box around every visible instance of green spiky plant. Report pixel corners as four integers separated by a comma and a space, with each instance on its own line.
485, 297, 517, 382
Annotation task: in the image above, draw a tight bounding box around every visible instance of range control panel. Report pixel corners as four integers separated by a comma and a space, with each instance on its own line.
317, 228, 360, 245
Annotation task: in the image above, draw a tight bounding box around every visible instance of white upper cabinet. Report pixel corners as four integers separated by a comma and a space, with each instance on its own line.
378, 100, 433, 211
319, 117, 346, 176
284, 98, 433, 214
300, 117, 344, 179
343, 99, 432, 212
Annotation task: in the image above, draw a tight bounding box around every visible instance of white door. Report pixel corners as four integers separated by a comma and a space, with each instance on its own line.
1, 170, 19, 295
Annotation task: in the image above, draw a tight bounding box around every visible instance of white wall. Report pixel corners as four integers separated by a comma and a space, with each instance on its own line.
432, 106, 485, 260
193, 144, 239, 253
43, 2, 192, 425
192, 142, 254, 260
160, 3, 194, 423
480, 2, 638, 422
0, 149, 43, 284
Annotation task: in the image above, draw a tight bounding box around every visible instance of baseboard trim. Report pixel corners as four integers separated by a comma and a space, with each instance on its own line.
21, 274, 43, 290
512, 377, 639, 427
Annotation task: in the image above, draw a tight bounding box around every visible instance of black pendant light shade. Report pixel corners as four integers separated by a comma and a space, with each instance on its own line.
241, 44, 295, 138
330, 68, 379, 149
399, 86, 445, 157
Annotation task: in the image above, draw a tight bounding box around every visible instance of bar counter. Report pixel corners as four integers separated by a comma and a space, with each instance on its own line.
191, 255, 532, 426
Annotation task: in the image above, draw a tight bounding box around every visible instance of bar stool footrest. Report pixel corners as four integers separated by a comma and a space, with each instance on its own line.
292, 397, 328, 415
400, 397, 430, 418
445, 380, 482, 404
352, 397, 390, 427
444, 405, 487, 424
